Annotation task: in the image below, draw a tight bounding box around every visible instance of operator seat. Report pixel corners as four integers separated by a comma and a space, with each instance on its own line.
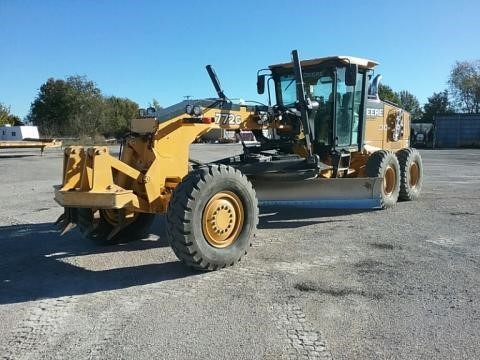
314, 93, 334, 146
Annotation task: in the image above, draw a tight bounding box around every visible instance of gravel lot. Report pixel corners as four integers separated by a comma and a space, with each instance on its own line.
1, 145, 479, 359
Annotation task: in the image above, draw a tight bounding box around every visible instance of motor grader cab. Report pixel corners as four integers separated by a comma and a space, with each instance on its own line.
248, 51, 423, 205
55, 50, 423, 271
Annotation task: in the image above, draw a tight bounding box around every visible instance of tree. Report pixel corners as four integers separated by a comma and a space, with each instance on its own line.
378, 85, 422, 119
9, 115, 23, 126
28, 75, 142, 138
0, 103, 11, 125
28, 78, 70, 135
148, 98, 162, 111
448, 60, 480, 113
398, 90, 423, 120
0, 103, 23, 126
28, 76, 104, 137
422, 90, 454, 123
101, 96, 139, 137
65, 75, 105, 135
378, 84, 400, 104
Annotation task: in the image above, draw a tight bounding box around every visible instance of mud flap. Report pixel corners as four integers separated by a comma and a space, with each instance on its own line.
251, 177, 383, 209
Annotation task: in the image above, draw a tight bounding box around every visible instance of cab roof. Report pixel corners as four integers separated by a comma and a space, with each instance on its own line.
269, 55, 379, 71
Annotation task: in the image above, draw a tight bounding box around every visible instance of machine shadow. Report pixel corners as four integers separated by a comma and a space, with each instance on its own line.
0, 154, 39, 159
0, 216, 199, 305
258, 205, 378, 229
1, 207, 377, 304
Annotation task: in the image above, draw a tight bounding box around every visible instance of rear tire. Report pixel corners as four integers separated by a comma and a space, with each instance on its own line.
166, 164, 258, 271
396, 148, 423, 201
366, 150, 400, 209
76, 208, 155, 245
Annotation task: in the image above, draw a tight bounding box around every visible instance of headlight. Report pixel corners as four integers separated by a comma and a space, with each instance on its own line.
193, 105, 202, 116
185, 104, 193, 115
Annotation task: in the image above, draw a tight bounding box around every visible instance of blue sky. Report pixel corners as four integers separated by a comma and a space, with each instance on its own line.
1, 0, 478, 119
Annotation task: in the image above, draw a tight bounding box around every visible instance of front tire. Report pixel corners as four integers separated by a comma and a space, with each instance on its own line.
366, 150, 400, 209
396, 148, 423, 201
166, 164, 258, 271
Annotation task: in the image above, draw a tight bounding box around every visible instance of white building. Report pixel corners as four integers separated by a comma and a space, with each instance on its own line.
0, 125, 40, 140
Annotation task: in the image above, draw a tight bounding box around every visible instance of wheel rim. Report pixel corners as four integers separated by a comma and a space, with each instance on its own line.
202, 191, 244, 248
409, 162, 419, 188
383, 166, 396, 195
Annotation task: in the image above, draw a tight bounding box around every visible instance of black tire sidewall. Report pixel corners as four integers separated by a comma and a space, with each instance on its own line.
191, 176, 255, 265
398, 148, 423, 201
166, 165, 258, 270
193, 168, 256, 265
366, 151, 400, 208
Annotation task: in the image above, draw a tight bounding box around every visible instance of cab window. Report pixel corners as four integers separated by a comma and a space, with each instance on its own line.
335, 67, 364, 147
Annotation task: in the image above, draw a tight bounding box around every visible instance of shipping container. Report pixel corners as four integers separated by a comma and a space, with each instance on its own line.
434, 114, 480, 148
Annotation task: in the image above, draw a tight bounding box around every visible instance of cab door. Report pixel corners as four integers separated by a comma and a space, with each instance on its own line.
333, 67, 365, 149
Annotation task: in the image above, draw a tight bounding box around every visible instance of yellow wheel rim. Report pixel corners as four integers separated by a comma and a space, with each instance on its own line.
202, 191, 244, 248
409, 162, 419, 188
383, 166, 396, 195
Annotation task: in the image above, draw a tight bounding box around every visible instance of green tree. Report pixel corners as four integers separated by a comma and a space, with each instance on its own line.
377, 85, 422, 118
101, 96, 139, 137
28, 76, 104, 137
421, 90, 454, 123
148, 98, 162, 111
28, 78, 71, 136
448, 60, 480, 113
0, 103, 23, 126
0, 103, 11, 125
378, 84, 400, 104
66, 75, 105, 134
9, 115, 23, 125
398, 90, 423, 120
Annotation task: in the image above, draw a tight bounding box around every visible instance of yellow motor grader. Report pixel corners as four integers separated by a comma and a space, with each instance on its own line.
55, 50, 423, 270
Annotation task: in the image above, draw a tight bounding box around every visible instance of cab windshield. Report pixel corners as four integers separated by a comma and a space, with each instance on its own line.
277, 69, 333, 107
275, 65, 365, 148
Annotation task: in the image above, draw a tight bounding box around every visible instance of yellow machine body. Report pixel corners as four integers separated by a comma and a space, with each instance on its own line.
54, 51, 423, 270
55, 105, 266, 213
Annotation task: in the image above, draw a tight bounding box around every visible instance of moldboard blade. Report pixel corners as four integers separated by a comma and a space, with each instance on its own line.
251, 177, 382, 209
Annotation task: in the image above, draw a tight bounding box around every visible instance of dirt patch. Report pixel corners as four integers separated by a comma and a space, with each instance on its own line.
294, 281, 383, 300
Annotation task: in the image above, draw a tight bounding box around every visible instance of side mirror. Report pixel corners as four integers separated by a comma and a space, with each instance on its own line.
345, 63, 358, 86
257, 74, 266, 94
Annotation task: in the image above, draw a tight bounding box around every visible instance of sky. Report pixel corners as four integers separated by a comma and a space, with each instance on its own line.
1, 0, 479, 120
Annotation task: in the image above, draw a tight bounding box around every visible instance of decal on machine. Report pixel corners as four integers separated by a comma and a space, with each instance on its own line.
214, 113, 242, 125
366, 108, 384, 117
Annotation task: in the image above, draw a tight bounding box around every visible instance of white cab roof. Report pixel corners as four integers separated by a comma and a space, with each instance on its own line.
270, 55, 378, 70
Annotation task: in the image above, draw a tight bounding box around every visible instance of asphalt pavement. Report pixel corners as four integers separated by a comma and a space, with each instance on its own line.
0, 145, 479, 359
